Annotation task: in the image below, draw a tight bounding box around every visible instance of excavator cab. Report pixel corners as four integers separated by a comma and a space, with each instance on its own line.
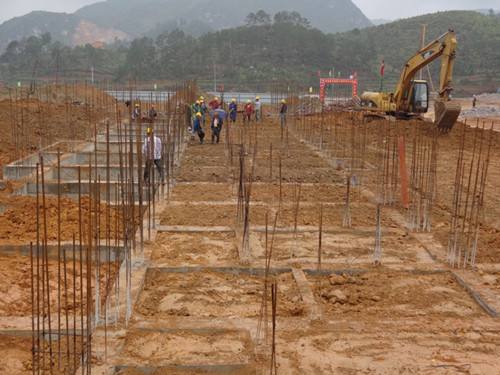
398, 80, 429, 116
409, 80, 429, 113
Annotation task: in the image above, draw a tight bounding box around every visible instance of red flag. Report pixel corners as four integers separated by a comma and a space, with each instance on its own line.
380, 60, 385, 77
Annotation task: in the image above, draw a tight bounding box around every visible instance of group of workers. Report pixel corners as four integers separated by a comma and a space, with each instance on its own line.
134, 94, 289, 184
189, 95, 288, 144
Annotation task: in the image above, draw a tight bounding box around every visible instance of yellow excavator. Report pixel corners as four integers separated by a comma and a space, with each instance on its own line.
361, 30, 461, 132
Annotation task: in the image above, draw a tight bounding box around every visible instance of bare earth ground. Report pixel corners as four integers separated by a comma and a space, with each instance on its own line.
0, 84, 119, 178
0, 254, 119, 318
135, 269, 304, 319
1, 109, 499, 373
87, 116, 500, 374
0, 195, 125, 244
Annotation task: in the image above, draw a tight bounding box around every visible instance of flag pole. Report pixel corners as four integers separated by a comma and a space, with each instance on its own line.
379, 60, 385, 92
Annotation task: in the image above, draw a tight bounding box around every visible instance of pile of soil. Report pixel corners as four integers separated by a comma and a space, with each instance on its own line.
0, 84, 118, 178
0, 195, 125, 244
0, 254, 119, 316
312, 270, 482, 319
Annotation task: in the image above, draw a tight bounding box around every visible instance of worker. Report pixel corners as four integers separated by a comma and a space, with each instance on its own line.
229, 98, 238, 123
132, 103, 141, 121
191, 100, 202, 132
200, 98, 208, 126
214, 106, 227, 121
279, 99, 288, 128
192, 100, 202, 116
209, 96, 220, 110
472, 95, 477, 108
148, 105, 158, 121
254, 96, 262, 122
211, 112, 223, 144
142, 128, 163, 184
193, 112, 205, 144
244, 100, 253, 124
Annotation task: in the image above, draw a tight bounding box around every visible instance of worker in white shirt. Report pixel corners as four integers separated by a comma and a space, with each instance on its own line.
142, 128, 163, 183
254, 96, 262, 122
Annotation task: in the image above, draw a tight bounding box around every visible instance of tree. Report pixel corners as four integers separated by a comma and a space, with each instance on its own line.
125, 37, 157, 79
255, 10, 272, 25
246, 10, 271, 26
0, 41, 20, 63
245, 12, 258, 26
273, 11, 311, 28
156, 30, 196, 78
40, 32, 52, 46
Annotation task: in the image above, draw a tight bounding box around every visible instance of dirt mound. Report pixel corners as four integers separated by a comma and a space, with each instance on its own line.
0, 195, 124, 244
0, 84, 118, 178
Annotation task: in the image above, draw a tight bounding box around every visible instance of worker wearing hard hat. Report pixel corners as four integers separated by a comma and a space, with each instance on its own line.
228, 98, 238, 123
244, 100, 253, 124
279, 99, 288, 128
190, 100, 202, 134
132, 103, 141, 121
192, 100, 202, 117
142, 128, 163, 184
209, 96, 220, 110
193, 112, 205, 144
254, 96, 262, 122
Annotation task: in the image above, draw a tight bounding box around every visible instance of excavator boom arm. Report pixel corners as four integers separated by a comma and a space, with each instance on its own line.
394, 30, 457, 106
360, 29, 460, 132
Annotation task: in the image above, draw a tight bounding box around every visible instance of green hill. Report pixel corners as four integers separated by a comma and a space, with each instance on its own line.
0, 10, 498, 95
0, 11, 130, 52
335, 11, 500, 92
127, 10, 498, 94
0, 11, 80, 51
75, 0, 372, 35
0, 0, 371, 51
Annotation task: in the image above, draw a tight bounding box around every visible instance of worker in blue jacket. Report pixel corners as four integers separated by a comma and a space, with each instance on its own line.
229, 98, 238, 123
193, 112, 205, 144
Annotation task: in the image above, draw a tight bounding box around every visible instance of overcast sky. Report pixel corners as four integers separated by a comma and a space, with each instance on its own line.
1, 0, 500, 23
352, 0, 500, 19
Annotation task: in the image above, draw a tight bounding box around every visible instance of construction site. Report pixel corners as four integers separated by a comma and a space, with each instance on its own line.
0, 24, 498, 375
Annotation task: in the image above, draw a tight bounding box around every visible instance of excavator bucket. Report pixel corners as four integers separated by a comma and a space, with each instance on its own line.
434, 99, 461, 132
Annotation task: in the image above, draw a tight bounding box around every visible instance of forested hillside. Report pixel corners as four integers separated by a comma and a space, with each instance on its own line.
0, 11, 129, 52
76, 0, 371, 35
0, 11, 498, 94
336, 11, 500, 90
